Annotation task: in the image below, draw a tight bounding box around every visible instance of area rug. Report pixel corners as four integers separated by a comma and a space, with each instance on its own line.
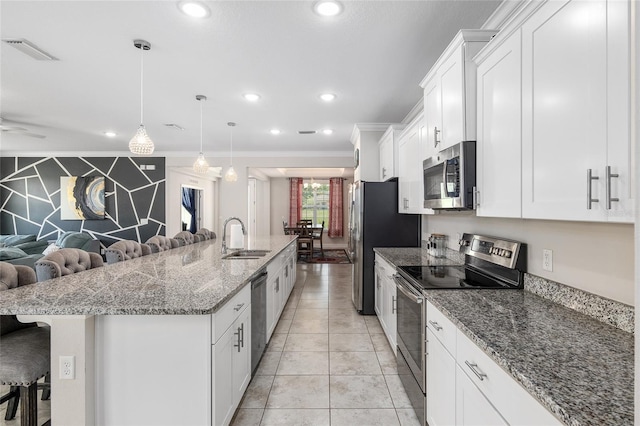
297, 249, 352, 264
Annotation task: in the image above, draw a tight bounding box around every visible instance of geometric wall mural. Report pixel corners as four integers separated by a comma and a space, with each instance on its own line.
0, 156, 166, 249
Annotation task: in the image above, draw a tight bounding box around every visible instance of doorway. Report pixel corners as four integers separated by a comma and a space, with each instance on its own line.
181, 185, 203, 233
248, 178, 257, 240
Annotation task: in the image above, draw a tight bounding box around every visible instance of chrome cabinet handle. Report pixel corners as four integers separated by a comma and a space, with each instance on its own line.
473, 186, 479, 208
233, 303, 245, 312
428, 320, 443, 331
434, 126, 441, 147
606, 166, 619, 210
392, 296, 396, 314
234, 323, 245, 352
382, 167, 387, 179
587, 169, 599, 209
465, 361, 487, 381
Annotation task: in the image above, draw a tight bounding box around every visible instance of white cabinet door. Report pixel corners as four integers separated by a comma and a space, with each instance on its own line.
423, 77, 442, 155
383, 274, 397, 352
439, 50, 465, 150
266, 273, 278, 341
522, 0, 609, 221
456, 364, 508, 426
214, 324, 236, 426
476, 30, 522, 218
379, 133, 395, 181
232, 306, 252, 405
426, 328, 456, 426
374, 263, 384, 318
397, 120, 423, 214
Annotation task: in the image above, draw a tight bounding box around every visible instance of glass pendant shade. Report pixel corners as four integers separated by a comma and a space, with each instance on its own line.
193, 153, 209, 174
225, 166, 238, 182
129, 124, 155, 155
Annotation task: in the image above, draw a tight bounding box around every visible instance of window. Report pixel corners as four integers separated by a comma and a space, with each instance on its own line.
301, 180, 329, 227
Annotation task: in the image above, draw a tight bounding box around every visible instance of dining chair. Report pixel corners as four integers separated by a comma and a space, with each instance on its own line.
0, 262, 51, 426
145, 236, 180, 253
311, 221, 325, 257
296, 222, 314, 258
105, 240, 152, 264
35, 248, 103, 282
174, 231, 196, 246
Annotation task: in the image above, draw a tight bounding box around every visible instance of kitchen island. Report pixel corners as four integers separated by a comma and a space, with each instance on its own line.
0, 235, 297, 426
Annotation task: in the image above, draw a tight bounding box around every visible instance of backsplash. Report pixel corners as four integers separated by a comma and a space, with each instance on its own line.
524, 274, 634, 333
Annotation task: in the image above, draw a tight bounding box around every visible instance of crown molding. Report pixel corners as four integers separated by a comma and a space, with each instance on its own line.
350, 123, 393, 144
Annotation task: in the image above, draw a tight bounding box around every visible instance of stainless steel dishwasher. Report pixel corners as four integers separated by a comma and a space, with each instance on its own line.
250, 269, 268, 376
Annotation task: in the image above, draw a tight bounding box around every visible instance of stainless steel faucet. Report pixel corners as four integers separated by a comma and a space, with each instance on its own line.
222, 217, 246, 254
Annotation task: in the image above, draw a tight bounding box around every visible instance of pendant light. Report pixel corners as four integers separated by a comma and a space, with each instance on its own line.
129, 39, 155, 155
224, 122, 238, 182
193, 95, 209, 173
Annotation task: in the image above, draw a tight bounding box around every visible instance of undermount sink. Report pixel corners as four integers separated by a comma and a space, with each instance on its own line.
222, 249, 271, 260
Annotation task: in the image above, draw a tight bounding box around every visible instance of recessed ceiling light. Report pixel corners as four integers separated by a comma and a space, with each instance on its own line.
322, 129, 334, 135
320, 93, 336, 102
178, 1, 210, 18
104, 131, 117, 138
243, 93, 261, 102
270, 129, 281, 135
314, 1, 342, 17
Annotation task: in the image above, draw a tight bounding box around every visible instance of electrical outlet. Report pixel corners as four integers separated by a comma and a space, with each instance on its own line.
59, 355, 75, 380
140, 218, 149, 225
542, 249, 553, 272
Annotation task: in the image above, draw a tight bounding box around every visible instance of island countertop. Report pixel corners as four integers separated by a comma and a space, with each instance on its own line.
0, 235, 297, 316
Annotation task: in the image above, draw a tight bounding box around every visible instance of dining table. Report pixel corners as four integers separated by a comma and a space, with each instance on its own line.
284, 225, 324, 256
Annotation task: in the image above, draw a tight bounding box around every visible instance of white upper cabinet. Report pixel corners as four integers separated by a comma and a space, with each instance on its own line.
475, 30, 523, 218
420, 30, 498, 153
351, 124, 388, 182
398, 112, 427, 214
521, 0, 632, 222
378, 125, 405, 181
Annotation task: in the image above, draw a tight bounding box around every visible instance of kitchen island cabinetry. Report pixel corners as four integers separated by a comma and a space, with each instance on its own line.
420, 30, 497, 153
521, 0, 632, 222
266, 243, 296, 342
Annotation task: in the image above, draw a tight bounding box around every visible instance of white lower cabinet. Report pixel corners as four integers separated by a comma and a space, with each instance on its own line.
213, 303, 251, 426
456, 363, 508, 426
266, 243, 296, 342
426, 328, 456, 426
425, 301, 561, 426
374, 255, 396, 354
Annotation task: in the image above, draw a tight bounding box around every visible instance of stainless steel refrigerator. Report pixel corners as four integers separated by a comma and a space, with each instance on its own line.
348, 179, 421, 314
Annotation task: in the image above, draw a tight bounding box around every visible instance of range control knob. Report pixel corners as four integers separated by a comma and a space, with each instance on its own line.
500, 249, 506, 257
505, 250, 512, 258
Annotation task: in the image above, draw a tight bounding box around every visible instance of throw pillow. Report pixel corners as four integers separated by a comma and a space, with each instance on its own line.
42, 243, 61, 256
0, 247, 28, 260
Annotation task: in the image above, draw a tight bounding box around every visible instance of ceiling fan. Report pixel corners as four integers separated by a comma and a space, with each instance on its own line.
0, 117, 46, 139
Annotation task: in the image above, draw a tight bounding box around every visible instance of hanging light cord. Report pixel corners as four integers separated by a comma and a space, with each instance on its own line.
139, 45, 144, 125
229, 125, 233, 165
199, 100, 203, 153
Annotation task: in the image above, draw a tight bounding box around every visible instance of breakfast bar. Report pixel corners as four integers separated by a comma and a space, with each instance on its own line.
0, 235, 297, 425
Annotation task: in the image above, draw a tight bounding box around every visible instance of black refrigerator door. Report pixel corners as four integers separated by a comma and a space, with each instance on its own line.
358, 180, 420, 314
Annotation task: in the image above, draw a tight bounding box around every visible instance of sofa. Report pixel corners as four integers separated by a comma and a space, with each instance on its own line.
0, 235, 48, 268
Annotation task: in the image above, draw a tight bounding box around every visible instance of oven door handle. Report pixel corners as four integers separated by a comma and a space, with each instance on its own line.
393, 275, 423, 304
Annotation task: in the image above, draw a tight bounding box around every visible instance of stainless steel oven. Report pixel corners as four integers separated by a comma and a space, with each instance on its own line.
423, 141, 476, 210
394, 273, 426, 426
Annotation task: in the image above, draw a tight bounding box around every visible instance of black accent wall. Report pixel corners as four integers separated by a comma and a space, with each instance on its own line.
0, 157, 166, 248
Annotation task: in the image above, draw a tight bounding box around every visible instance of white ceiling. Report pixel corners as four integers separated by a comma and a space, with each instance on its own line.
250, 167, 353, 178
0, 0, 501, 157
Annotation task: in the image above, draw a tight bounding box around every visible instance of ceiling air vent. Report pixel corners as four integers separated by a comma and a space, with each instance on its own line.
2, 39, 58, 60
164, 123, 185, 131
298, 130, 317, 135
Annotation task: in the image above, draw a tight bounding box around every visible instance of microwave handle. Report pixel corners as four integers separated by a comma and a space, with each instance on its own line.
442, 160, 450, 197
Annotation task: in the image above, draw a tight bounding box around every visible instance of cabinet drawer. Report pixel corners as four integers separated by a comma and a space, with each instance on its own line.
212, 285, 250, 344
426, 301, 456, 355
375, 255, 395, 279
456, 330, 560, 425
267, 252, 284, 278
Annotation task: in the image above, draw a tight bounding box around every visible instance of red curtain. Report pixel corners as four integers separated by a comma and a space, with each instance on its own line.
328, 177, 344, 238
289, 178, 303, 226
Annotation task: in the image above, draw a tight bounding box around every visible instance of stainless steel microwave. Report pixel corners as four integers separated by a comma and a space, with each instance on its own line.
423, 141, 476, 210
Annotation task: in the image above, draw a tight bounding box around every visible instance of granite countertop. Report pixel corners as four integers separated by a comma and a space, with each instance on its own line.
0, 236, 297, 316
375, 246, 633, 425
374, 246, 463, 267
426, 291, 633, 426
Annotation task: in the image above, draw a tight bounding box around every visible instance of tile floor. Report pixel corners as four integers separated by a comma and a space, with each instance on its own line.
231, 263, 420, 426
0, 263, 419, 426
